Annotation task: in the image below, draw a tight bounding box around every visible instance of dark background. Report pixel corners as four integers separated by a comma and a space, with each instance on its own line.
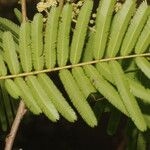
0, 0, 149, 150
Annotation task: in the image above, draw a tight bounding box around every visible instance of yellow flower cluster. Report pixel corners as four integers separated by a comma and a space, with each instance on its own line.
37, 0, 58, 12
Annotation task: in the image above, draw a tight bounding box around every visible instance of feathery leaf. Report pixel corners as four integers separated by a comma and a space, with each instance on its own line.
0, 54, 7, 76
44, 6, 60, 69
19, 22, 32, 72
93, 0, 116, 59
106, 0, 136, 57
57, 3, 72, 67
70, 0, 93, 64
15, 77, 42, 115
0, 17, 19, 38
2, 31, 20, 74
83, 65, 128, 116
5, 79, 20, 99
135, 57, 150, 79
121, 1, 150, 56
26, 76, 59, 122
72, 67, 96, 98
109, 60, 147, 131
31, 13, 44, 71
135, 16, 150, 54
37, 73, 77, 122
59, 69, 97, 127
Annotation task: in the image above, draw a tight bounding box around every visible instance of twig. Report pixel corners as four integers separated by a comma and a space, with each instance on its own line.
4, 0, 27, 150
4, 101, 26, 150
0, 53, 149, 80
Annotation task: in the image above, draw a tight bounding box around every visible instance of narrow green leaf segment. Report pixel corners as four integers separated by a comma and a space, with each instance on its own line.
121, 1, 150, 56
3, 31, 20, 75
135, 16, 150, 54
72, 67, 96, 98
93, 0, 116, 60
57, 3, 72, 67
59, 69, 97, 127
19, 22, 32, 72
82, 31, 94, 62
5, 79, 21, 99
135, 57, 150, 79
15, 77, 42, 115
70, 0, 93, 64
106, 0, 136, 57
44, 6, 60, 69
0, 54, 7, 76
14, 8, 22, 23
96, 62, 115, 84
26, 76, 59, 122
127, 77, 150, 104
109, 60, 147, 131
37, 73, 77, 122
31, 13, 44, 71
83, 65, 128, 116
0, 17, 19, 38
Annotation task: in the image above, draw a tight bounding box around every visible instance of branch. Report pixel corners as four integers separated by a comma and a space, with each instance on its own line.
4, 101, 26, 150
4, 0, 27, 150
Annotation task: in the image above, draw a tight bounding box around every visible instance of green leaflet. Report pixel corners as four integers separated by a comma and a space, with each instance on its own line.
127, 77, 150, 104
106, 0, 136, 57
93, 0, 116, 60
5, 79, 21, 99
96, 62, 115, 84
44, 6, 60, 69
59, 69, 97, 127
19, 22, 32, 72
0, 80, 14, 127
0, 54, 7, 76
82, 31, 94, 62
135, 57, 150, 79
14, 77, 42, 115
137, 132, 146, 150
107, 108, 121, 136
143, 114, 150, 129
2, 31, 20, 75
14, 8, 22, 23
0, 90, 8, 131
26, 76, 59, 122
135, 16, 150, 54
96, 62, 150, 104
0, 16, 19, 38
31, 13, 44, 71
0, 29, 19, 52
109, 60, 147, 131
83, 65, 128, 116
70, 0, 93, 64
72, 67, 96, 98
37, 73, 77, 122
57, 3, 72, 67
120, 1, 150, 56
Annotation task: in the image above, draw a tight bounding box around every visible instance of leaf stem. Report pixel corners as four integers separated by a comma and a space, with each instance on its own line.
0, 53, 149, 80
